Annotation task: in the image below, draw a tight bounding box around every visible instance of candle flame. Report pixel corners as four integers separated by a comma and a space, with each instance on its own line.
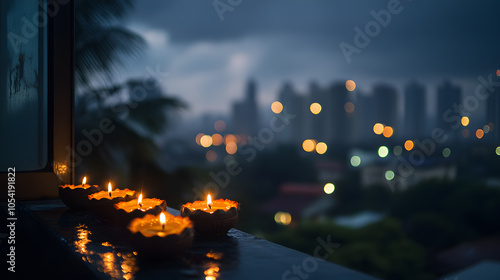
138, 194, 143, 207
207, 194, 212, 209
108, 182, 112, 197
160, 212, 166, 230
82, 176, 87, 185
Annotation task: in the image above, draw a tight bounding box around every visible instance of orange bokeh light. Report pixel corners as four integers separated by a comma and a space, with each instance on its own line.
271, 101, 283, 114
461, 116, 469, 126
226, 141, 237, 154
476, 129, 484, 139
404, 140, 414, 151
195, 133, 204, 146
224, 134, 237, 144
373, 123, 384, 135
200, 135, 213, 148
302, 139, 316, 152
310, 103, 322, 114
383, 126, 393, 138
345, 80, 356, 91
212, 134, 223, 146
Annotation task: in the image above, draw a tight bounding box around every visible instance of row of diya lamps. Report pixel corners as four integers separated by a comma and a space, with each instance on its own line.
59, 177, 240, 258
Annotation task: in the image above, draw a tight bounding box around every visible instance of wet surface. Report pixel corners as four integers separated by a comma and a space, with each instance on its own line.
17, 200, 377, 280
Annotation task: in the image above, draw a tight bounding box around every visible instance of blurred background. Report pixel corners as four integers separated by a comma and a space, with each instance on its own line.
74, 1, 500, 279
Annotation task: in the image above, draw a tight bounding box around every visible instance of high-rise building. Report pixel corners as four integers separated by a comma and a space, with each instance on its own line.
306, 81, 328, 141
278, 81, 306, 144
351, 90, 375, 145
231, 79, 259, 136
372, 83, 398, 135
436, 80, 462, 140
404, 81, 426, 138
326, 82, 350, 145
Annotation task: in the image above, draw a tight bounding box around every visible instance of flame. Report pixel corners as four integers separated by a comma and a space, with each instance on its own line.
160, 212, 166, 230
138, 194, 143, 207
207, 194, 212, 209
82, 176, 87, 185
108, 182, 112, 197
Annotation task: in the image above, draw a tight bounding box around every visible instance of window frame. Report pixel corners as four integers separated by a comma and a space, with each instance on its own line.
1, 0, 74, 199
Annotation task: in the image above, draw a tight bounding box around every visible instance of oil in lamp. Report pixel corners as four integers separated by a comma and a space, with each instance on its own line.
113, 193, 166, 225
127, 212, 194, 258
87, 182, 136, 216
180, 194, 239, 236
59, 176, 101, 210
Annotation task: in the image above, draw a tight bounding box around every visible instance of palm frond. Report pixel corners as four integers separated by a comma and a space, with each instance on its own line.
75, 27, 146, 91
75, 0, 134, 32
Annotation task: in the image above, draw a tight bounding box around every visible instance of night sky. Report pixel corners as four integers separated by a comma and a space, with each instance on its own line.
122, 0, 500, 119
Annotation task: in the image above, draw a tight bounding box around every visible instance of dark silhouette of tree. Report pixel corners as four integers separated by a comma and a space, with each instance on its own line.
74, 0, 185, 186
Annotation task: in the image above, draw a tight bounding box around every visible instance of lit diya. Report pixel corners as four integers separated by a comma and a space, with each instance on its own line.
87, 182, 136, 216
127, 212, 194, 258
59, 177, 101, 210
181, 195, 240, 236
113, 193, 166, 225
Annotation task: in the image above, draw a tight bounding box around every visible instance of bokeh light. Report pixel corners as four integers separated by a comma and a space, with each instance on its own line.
442, 148, 451, 158
324, 183, 335, 194
316, 142, 327, 154
226, 141, 237, 154
496, 146, 500, 155
461, 116, 469, 126
195, 133, 204, 146
224, 134, 237, 144
344, 102, 355, 113
393, 146, 402, 155
350, 156, 361, 167
404, 140, 414, 151
200, 135, 213, 148
385, 170, 395, 181
206, 150, 217, 162
302, 139, 316, 152
373, 123, 384, 135
497, 69, 500, 77
212, 133, 223, 146
214, 120, 226, 132
345, 80, 356, 91
378, 146, 389, 158
483, 125, 490, 133
271, 101, 283, 114
383, 126, 394, 138
274, 211, 292, 226
310, 103, 322, 114
476, 129, 484, 139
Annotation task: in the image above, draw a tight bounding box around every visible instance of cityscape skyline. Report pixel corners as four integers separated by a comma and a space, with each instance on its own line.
168, 75, 499, 149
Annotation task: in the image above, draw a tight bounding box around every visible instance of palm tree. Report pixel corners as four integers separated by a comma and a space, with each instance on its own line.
74, 0, 185, 186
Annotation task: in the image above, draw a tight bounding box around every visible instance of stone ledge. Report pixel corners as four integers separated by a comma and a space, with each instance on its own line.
5, 199, 378, 280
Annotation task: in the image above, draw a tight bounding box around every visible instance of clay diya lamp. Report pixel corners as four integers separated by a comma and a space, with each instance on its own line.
59, 177, 101, 210
113, 193, 166, 225
127, 212, 194, 258
181, 194, 240, 236
87, 182, 136, 217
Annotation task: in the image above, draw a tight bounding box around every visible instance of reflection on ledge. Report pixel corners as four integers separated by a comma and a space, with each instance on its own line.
17, 200, 377, 280
73, 223, 139, 279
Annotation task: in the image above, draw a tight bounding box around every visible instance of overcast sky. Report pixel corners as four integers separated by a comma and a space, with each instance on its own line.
122, 0, 500, 118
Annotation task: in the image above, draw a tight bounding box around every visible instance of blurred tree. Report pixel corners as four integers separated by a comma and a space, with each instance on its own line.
73, 0, 185, 187
267, 218, 432, 280
75, 0, 144, 92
